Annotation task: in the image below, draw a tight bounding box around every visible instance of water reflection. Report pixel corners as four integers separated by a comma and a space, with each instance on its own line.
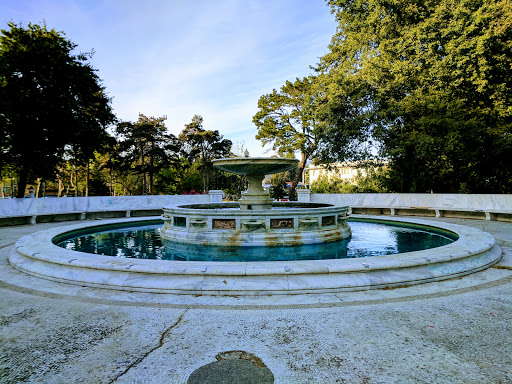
57, 221, 454, 262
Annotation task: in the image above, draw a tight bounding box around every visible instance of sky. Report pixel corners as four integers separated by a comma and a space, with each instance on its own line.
1, 0, 337, 156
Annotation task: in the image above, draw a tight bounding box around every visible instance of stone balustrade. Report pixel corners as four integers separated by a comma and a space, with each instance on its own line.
1, 192, 511, 226
0, 194, 209, 226
308, 193, 512, 222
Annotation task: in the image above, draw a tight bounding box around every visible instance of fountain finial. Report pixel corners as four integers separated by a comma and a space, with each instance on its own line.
243, 149, 250, 157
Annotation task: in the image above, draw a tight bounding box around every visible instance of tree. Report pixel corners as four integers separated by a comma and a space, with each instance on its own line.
179, 115, 232, 193
0, 22, 115, 197
253, 77, 323, 199
116, 114, 180, 195
318, 0, 512, 193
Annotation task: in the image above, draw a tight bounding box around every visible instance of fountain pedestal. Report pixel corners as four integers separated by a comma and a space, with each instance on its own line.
238, 174, 272, 210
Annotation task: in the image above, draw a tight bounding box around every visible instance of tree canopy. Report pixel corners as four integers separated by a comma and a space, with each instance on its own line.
179, 115, 232, 193
116, 114, 180, 195
316, 0, 512, 193
0, 22, 115, 197
253, 77, 323, 199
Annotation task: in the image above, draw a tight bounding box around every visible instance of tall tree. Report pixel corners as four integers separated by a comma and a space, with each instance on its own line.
116, 114, 180, 195
0, 22, 115, 197
318, 0, 512, 193
179, 115, 232, 193
253, 77, 321, 199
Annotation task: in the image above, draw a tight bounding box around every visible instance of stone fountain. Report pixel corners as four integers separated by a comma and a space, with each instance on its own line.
160, 156, 351, 247
213, 156, 298, 210
7, 156, 502, 295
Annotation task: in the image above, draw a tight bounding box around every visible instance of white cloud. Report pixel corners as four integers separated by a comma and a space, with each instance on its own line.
2, 0, 336, 157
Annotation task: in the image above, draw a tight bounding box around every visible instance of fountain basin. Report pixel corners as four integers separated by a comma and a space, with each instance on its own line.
212, 157, 298, 175
161, 202, 351, 246
213, 156, 299, 210
8, 216, 501, 295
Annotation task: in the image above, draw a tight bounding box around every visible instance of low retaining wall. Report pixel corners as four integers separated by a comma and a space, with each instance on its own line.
1, 192, 511, 226
303, 192, 512, 222
0, 194, 211, 226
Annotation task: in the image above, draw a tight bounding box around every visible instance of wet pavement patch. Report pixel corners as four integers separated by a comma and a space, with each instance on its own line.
187, 351, 274, 384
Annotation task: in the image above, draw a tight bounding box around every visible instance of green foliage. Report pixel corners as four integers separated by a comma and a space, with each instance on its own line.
253, 77, 317, 157
311, 174, 344, 194
0, 22, 115, 197
269, 183, 287, 200
116, 114, 180, 195
352, 167, 388, 193
317, 0, 512, 193
174, 163, 204, 195
179, 115, 232, 193
253, 77, 322, 199
311, 167, 388, 193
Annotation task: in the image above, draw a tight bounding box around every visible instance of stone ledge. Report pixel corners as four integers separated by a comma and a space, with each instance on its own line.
8, 216, 502, 295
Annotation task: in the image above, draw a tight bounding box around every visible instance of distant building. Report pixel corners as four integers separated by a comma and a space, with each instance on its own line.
306, 161, 386, 185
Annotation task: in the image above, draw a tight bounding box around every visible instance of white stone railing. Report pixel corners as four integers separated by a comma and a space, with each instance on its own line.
1, 191, 511, 226
306, 192, 512, 222
0, 193, 212, 226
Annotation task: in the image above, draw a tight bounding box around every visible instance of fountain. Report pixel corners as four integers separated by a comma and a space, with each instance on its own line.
160, 156, 351, 247
7, 155, 502, 296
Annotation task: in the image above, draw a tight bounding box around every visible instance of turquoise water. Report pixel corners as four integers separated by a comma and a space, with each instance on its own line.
56, 220, 455, 262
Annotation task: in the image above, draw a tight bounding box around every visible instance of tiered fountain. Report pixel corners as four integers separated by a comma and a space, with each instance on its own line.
8, 155, 501, 296
160, 156, 351, 247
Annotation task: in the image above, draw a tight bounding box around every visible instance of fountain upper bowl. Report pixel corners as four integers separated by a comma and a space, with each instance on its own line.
212, 157, 298, 175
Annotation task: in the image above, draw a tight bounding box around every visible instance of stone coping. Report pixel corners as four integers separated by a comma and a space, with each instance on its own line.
164, 201, 345, 216
0, 195, 210, 226
8, 215, 501, 295
311, 193, 512, 221
1, 193, 510, 227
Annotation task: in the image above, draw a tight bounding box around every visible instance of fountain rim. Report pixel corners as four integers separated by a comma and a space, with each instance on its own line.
212, 156, 299, 175
212, 156, 299, 163
162, 201, 347, 216
11, 215, 496, 276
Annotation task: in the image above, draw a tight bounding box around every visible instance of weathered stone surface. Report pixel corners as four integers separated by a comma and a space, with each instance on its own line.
0, 217, 510, 384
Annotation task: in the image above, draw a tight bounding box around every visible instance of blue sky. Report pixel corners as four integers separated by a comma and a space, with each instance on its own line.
1, 0, 336, 156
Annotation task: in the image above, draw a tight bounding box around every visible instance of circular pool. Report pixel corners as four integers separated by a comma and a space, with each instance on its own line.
54, 219, 455, 262
9, 215, 501, 295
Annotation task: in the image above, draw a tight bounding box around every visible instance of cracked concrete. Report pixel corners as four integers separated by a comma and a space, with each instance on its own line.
108, 309, 189, 383
0, 217, 510, 383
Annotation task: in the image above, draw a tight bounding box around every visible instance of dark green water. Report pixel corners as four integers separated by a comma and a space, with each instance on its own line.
56, 220, 455, 262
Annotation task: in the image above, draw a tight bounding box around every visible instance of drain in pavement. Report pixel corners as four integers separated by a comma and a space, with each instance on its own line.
187, 350, 274, 384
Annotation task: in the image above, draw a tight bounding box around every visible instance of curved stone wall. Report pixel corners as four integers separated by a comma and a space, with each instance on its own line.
161, 202, 350, 246
8, 216, 501, 295
309, 193, 512, 221
1, 193, 510, 226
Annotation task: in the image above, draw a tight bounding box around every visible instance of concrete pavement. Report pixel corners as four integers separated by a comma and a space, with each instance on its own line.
0, 217, 510, 383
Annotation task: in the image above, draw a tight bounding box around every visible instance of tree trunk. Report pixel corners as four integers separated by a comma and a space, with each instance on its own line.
149, 145, 154, 195
109, 165, 113, 196
58, 178, 65, 197
35, 178, 42, 198
16, 169, 28, 198
288, 153, 307, 201
85, 161, 90, 197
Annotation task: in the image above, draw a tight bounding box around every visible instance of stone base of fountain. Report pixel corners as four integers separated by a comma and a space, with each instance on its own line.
8, 216, 502, 295
161, 202, 351, 246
